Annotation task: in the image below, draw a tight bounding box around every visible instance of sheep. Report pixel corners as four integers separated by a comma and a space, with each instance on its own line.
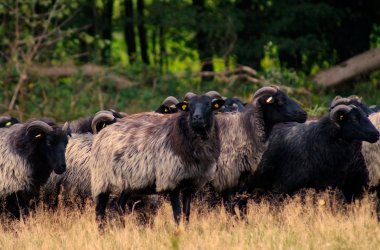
90, 94, 225, 227
42, 110, 120, 209
205, 91, 245, 113
362, 112, 380, 202
155, 96, 179, 114
69, 109, 127, 134
0, 116, 19, 128
203, 87, 307, 215
249, 104, 379, 203
0, 119, 69, 219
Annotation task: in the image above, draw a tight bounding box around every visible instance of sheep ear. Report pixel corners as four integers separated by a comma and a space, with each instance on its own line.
62, 122, 72, 137
266, 96, 274, 104
156, 105, 170, 113
176, 102, 189, 111
212, 99, 225, 110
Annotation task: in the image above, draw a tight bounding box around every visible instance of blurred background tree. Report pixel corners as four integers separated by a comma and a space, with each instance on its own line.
0, 0, 379, 120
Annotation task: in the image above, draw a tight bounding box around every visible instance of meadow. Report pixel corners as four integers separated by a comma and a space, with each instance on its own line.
1, 193, 380, 250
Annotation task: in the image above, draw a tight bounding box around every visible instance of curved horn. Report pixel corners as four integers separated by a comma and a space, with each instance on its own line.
252, 86, 278, 104
26, 121, 53, 135
205, 90, 224, 100
162, 96, 179, 106
330, 97, 352, 109
108, 109, 128, 118
91, 110, 115, 134
183, 92, 197, 102
330, 104, 353, 121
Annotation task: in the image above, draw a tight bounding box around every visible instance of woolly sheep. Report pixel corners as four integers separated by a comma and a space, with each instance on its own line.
90, 94, 225, 227
250, 104, 379, 202
0, 119, 69, 218
42, 110, 120, 209
206, 87, 307, 215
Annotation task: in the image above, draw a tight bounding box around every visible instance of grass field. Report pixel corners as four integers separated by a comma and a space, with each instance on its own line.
1, 193, 380, 250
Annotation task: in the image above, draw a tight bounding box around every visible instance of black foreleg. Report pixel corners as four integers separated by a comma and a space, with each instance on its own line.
182, 189, 193, 223
169, 189, 181, 225
117, 191, 130, 215
237, 196, 248, 220
95, 192, 110, 232
222, 189, 235, 216
5, 192, 29, 220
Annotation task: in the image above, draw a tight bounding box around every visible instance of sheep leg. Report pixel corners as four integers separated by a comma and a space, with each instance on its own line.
5, 193, 21, 219
95, 192, 110, 231
182, 189, 192, 223
222, 189, 235, 215
5, 192, 29, 219
237, 197, 248, 220
117, 191, 130, 215
169, 189, 182, 225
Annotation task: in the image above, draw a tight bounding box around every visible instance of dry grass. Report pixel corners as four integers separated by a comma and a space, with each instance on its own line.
1, 193, 380, 250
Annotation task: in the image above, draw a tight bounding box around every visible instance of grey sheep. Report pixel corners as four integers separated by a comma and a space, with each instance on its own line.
205, 87, 307, 215
90, 94, 225, 228
42, 110, 119, 209
0, 119, 69, 219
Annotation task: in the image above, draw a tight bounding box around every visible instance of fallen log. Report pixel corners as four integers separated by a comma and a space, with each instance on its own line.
313, 48, 380, 87
27, 64, 137, 89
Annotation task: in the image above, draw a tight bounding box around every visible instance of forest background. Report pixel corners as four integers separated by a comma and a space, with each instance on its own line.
1, 0, 379, 121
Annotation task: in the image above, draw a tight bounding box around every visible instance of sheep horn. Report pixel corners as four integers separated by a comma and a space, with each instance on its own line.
26, 121, 53, 136
348, 95, 361, 101
330, 97, 352, 110
183, 92, 197, 102
252, 86, 278, 104
108, 109, 128, 118
330, 104, 353, 122
162, 96, 179, 106
205, 90, 224, 100
92, 110, 115, 134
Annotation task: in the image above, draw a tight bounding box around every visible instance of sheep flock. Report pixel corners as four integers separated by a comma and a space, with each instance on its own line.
1, 87, 380, 233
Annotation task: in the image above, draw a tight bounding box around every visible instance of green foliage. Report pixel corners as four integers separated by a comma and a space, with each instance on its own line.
0, 0, 379, 121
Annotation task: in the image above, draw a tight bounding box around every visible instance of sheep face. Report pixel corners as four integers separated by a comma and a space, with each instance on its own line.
259, 90, 307, 124
336, 107, 379, 143
27, 127, 69, 175
177, 95, 225, 131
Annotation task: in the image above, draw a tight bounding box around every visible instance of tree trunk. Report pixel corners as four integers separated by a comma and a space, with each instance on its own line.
159, 26, 166, 72
137, 0, 149, 65
124, 0, 137, 63
101, 0, 113, 65
78, 2, 96, 63
192, 0, 214, 82
313, 48, 380, 87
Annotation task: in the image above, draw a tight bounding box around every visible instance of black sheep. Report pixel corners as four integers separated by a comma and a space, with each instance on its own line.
0, 119, 69, 219
249, 104, 379, 201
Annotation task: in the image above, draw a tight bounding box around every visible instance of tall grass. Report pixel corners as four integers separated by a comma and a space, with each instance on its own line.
1, 193, 380, 250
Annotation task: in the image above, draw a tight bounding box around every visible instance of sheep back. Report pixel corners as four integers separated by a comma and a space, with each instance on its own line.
211, 105, 266, 192
91, 111, 220, 198
0, 124, 31, 196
